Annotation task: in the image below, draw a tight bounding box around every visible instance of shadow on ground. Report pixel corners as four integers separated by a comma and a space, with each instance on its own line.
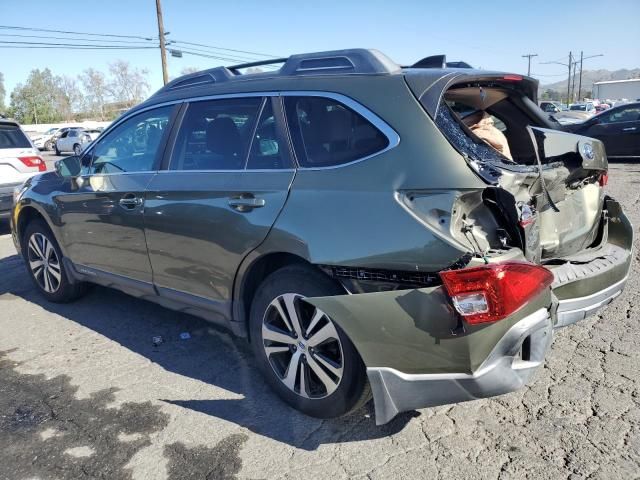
0, 350, 247, 480
0, 245, 416, 452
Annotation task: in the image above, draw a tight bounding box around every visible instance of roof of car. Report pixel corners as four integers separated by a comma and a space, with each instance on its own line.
131, 48, 538, 115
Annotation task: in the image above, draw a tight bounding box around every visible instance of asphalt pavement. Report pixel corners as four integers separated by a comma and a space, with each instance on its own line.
1, 161, 639, 480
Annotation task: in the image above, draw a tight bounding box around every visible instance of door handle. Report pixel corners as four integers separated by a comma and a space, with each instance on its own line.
119, 194, 143, 210
622, 127, 637, 132
228, 194, 265, 212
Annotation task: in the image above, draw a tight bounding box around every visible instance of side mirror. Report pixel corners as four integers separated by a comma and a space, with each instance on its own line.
55, 155, 81, 178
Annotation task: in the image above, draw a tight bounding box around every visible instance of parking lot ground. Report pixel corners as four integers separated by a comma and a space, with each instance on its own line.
1, 161, 639, 480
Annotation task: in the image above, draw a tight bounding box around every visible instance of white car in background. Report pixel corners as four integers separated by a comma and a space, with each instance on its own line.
32, 127, 61, 151
0, 119, 46, 219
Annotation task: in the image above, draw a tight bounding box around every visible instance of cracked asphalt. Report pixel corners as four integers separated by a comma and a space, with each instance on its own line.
1, 160, 639, 480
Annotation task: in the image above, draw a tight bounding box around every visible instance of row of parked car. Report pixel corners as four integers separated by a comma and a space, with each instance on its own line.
29, 127, 103, 155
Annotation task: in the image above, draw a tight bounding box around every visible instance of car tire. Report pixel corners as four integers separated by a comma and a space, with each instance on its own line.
73, 144, 82, 156
250, 264, 371, 419
44, 140, 52, 151
22, 220, 87, 303
54, 145, 61, 156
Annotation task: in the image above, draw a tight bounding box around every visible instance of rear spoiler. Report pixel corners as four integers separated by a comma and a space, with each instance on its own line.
410, 55, 473, 69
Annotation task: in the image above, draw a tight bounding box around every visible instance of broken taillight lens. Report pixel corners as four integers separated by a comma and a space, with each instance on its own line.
599, 172, 608, 187
18, 156, 46, 172
439, 262, 554, 324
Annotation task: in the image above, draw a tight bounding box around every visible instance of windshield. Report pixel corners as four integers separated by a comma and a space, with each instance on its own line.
0, 124, 32, 148
570, 105, 587, 111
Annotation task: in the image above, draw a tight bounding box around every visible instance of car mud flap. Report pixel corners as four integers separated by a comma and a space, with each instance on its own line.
305, 287, 552, 424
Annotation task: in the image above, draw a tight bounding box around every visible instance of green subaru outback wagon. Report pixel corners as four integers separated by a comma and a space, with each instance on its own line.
11, 49, 633, 424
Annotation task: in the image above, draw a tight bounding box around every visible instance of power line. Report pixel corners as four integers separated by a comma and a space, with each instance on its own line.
0, 24, 154, 41
168, 44, 266, 63
170, 39, 280, 58
178, 49, 280, 69
0, 32, 156, 45
0, 45, 157, 50
0, 40, 157, 48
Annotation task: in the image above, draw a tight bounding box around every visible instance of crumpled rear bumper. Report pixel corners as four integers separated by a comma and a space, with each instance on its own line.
549, 197, 633, 328
367, 308, 552, 424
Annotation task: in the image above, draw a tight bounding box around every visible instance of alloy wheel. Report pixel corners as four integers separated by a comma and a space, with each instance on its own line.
27, 232, 62, 293
262, 293, 344, 399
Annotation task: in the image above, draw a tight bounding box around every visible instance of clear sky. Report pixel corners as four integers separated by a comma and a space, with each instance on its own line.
1, 0, 639, 97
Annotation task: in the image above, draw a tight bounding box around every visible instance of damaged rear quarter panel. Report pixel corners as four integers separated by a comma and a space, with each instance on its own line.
305, 287, 551, 375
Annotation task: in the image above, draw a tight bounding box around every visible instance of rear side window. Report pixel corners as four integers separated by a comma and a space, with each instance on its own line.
0, 124, 31, 148
284, 96, 389, 168
171, 97, 263, 171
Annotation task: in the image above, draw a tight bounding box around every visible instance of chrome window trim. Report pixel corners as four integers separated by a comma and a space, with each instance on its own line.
98, 90, 400, 174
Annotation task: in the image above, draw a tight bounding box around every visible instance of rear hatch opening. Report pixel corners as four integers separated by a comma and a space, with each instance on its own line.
425, 75, 608, 264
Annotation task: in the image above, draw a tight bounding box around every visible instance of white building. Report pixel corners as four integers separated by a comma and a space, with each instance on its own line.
592, 79, 640, 102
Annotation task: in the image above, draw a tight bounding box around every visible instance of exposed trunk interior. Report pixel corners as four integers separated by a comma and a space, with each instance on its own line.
435, 79, 608, 262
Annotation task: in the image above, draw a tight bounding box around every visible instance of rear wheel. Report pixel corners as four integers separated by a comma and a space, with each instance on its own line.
250, 265, 370, 418
23, 220, 87, 303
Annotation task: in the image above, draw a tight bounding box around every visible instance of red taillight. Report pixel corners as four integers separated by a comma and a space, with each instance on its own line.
18, 156, 46, 172
503, 74, 523, 81
599, 172, 608, 187
439, 262, 554, 324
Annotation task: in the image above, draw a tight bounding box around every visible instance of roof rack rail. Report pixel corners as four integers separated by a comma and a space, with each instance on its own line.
227, 58, 288, 73
156, 49, 401, 96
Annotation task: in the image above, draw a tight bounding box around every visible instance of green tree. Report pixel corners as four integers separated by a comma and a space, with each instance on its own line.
9, 68, 63, 124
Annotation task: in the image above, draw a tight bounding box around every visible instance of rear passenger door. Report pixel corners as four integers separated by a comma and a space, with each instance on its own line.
143, 95, 295, 314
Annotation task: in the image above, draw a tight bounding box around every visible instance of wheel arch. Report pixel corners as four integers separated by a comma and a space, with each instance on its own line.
16, 205, 47, 246
233, 251, 344, 341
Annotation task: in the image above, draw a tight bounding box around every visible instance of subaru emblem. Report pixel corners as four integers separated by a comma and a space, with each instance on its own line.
582, 143, 595, 160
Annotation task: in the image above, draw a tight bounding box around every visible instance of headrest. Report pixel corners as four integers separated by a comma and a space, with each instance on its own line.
206, 117, 241, 155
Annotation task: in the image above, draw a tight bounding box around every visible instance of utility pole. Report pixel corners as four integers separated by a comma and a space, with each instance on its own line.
571, 61, 578, 102
567, 51, 572, 107
155, 0, 169, 85
578, 51, 584, 102
522, 53, 538, 76
578, 52, 604, 100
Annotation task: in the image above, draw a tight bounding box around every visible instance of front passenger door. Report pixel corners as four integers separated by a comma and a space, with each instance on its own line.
57, 105, 176, 285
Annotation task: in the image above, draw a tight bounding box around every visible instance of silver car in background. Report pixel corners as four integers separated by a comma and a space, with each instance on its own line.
54, 128, 97, 156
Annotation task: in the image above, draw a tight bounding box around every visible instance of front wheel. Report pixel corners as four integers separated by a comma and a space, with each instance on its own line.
44, 140, 52, 151
23, 220, 87, 303
250, 265, 370, 419
54, 145, 61, 156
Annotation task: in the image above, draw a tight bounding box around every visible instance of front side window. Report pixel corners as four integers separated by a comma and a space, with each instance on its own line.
89, 106, 172, 174
170, 97, 262, 171
600, 106, 640, 124
284, 96, 389, 168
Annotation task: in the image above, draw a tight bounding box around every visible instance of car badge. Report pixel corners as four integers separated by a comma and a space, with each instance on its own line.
582, 143, 595, 160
